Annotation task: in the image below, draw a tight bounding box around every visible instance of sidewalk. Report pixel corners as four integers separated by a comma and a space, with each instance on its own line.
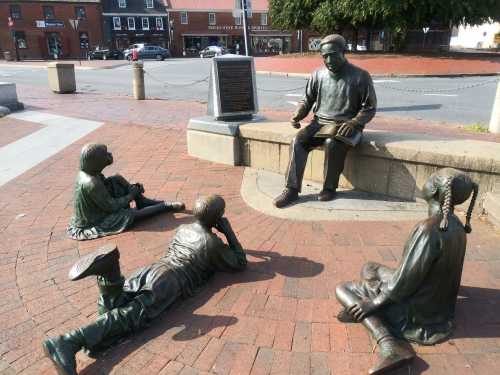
255, 53, 500, 77
1, 86, 500, 374
0, 59, 129, 70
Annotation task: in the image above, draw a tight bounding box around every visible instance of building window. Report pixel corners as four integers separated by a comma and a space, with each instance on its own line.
235, 15, 241, 26
43, 6, 55, 19
261, 13, 268, 26
145, 0, 154, 9
15, 31, 27, 49
75, 7, 86, 20
156, 17, 163, 30
208, 13, 216, 26
142, 17, 149, 30
180, 12, 188, 25
10, 5, 21, 20
113, 17, 121, 30
127, 17, 135, 30
118, 0, 127, 8
79, 32, 89, 49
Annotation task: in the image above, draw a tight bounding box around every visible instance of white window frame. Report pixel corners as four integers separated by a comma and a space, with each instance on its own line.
261, 13, 268, 26
141, 17, 149, 30
113, 16, 121, 30
127, 17, 135, 30
180, 11, 188, 25
145, 0, 153, 9
208, 12, 216, 26
235, 15, 241, 26
156, 17, 163, 30
118, 0, 126, 9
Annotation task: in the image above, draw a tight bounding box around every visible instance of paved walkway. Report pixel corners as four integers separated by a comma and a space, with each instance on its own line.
1, 93, 500, 374
255, 53, 500, 76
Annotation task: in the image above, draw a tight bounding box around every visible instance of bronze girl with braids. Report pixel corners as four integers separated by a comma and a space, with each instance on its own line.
335, 168, 478, 374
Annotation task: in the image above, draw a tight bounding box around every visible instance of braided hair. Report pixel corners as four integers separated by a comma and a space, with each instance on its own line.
433, 168, 478, 233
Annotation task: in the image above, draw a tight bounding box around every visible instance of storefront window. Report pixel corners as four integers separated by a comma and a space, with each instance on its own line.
10, 5, 21, 20
208, 13, 216, 26
252, 36, 291, 55
156, 17, 163, 30
75, 7, 86, 20
113, 17, 121, 30
79, 32, 89, 49
15, 31, 27, 49
43, 6, 55, 20
128, 17, 135, 30
142, 17, 149, 30
261, 13, 268, 26
180, 12, 188, 25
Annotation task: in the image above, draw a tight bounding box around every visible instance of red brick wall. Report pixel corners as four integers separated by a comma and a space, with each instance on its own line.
0, 2, 103, 59
169, 10, 297, 56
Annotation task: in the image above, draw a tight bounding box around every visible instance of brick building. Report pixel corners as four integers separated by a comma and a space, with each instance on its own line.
0, 0, 103, 60
101, 0, 169, 51
165, 0, 298, 57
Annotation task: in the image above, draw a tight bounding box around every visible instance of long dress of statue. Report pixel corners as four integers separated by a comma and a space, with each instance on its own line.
335, 168, 478, 374
274, 34, 377, 208
67, 143, 184, 240
44, 195, 247, 375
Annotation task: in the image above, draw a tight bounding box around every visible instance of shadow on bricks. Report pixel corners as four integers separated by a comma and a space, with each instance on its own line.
78, 249, 324, 374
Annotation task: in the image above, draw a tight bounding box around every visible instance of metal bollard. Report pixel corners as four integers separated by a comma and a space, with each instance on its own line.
133, 62, 145, 100
490, 80, 500, 134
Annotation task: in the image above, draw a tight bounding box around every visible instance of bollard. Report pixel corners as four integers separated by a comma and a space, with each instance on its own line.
133, 61, 145, 100
490, 80, 500, 134
48, 63, 76, 93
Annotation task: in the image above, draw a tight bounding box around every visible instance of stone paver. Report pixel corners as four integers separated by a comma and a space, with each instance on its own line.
1, 119, 500, 375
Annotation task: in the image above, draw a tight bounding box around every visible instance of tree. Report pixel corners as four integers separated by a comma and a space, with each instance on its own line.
268, 0, 321, 31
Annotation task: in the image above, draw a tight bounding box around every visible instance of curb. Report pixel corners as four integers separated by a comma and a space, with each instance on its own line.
256, 70, 500, 79
0, 62, 130, 70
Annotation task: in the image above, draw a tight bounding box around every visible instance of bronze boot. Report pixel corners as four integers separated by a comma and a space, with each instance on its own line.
68, 244, 121, 281
273, 188, 299, 208
369, 337, 415, 375
43, 331, 84, 375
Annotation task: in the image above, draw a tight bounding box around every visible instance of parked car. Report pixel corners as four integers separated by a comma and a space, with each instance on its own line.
199, 46, 227, 58
124, 44, 171, 61
87, 47, 123, 60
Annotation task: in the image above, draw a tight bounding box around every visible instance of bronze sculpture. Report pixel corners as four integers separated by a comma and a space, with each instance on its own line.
44, 195, 247, 375
274, 34, 377, 208
67, 143, 185, 240
335, 168, 478, 374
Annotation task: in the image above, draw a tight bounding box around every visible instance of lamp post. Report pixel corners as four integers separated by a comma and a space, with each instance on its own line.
69, 18, 81, 65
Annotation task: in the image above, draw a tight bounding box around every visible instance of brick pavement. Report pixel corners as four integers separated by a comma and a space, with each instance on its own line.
1, 114, 500, 374
255, 53, 500, 76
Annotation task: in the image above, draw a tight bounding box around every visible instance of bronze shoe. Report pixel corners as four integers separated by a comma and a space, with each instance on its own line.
318, 189, 336, 201
43, 336, 79, 375
68, 244, 120, 281
369, 339, 415, 375
273, 188, 299, 208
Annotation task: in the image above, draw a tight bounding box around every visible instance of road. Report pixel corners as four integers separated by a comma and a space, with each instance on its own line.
1, 58, 498, 125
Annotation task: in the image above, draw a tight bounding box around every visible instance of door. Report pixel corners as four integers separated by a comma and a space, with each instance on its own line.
46, 32, 62, 59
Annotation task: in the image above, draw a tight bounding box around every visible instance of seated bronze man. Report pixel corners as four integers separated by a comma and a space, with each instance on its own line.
44, 195, 247, 375
336, 168, 478, 374
274, 34, 377, 208
67, 143, 185, 240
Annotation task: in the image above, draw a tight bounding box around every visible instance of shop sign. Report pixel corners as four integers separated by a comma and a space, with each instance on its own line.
208, 25, 270, 31
36, 20, 64, 28
495, 33, 500, 44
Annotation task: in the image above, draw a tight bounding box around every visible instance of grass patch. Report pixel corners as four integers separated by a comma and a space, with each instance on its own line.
464, 123, 489, 133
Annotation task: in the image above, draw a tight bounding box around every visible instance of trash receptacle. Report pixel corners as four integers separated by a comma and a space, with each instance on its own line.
3, 51, 12, 61
47, 62, 76, 93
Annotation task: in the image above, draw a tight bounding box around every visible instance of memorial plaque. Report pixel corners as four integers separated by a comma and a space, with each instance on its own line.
208, 55, 258, 121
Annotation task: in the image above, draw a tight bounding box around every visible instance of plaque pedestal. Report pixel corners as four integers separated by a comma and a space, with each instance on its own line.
187, 115, 265, 166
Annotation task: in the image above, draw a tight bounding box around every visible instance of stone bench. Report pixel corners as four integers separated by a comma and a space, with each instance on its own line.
238, 122, 500, 205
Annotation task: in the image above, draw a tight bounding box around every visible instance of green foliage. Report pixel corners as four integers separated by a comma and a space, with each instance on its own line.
464, 124, 489, 133
269, 0, 500, 35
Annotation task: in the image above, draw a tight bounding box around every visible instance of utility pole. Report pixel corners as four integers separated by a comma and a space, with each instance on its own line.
241, 0, 250, 56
